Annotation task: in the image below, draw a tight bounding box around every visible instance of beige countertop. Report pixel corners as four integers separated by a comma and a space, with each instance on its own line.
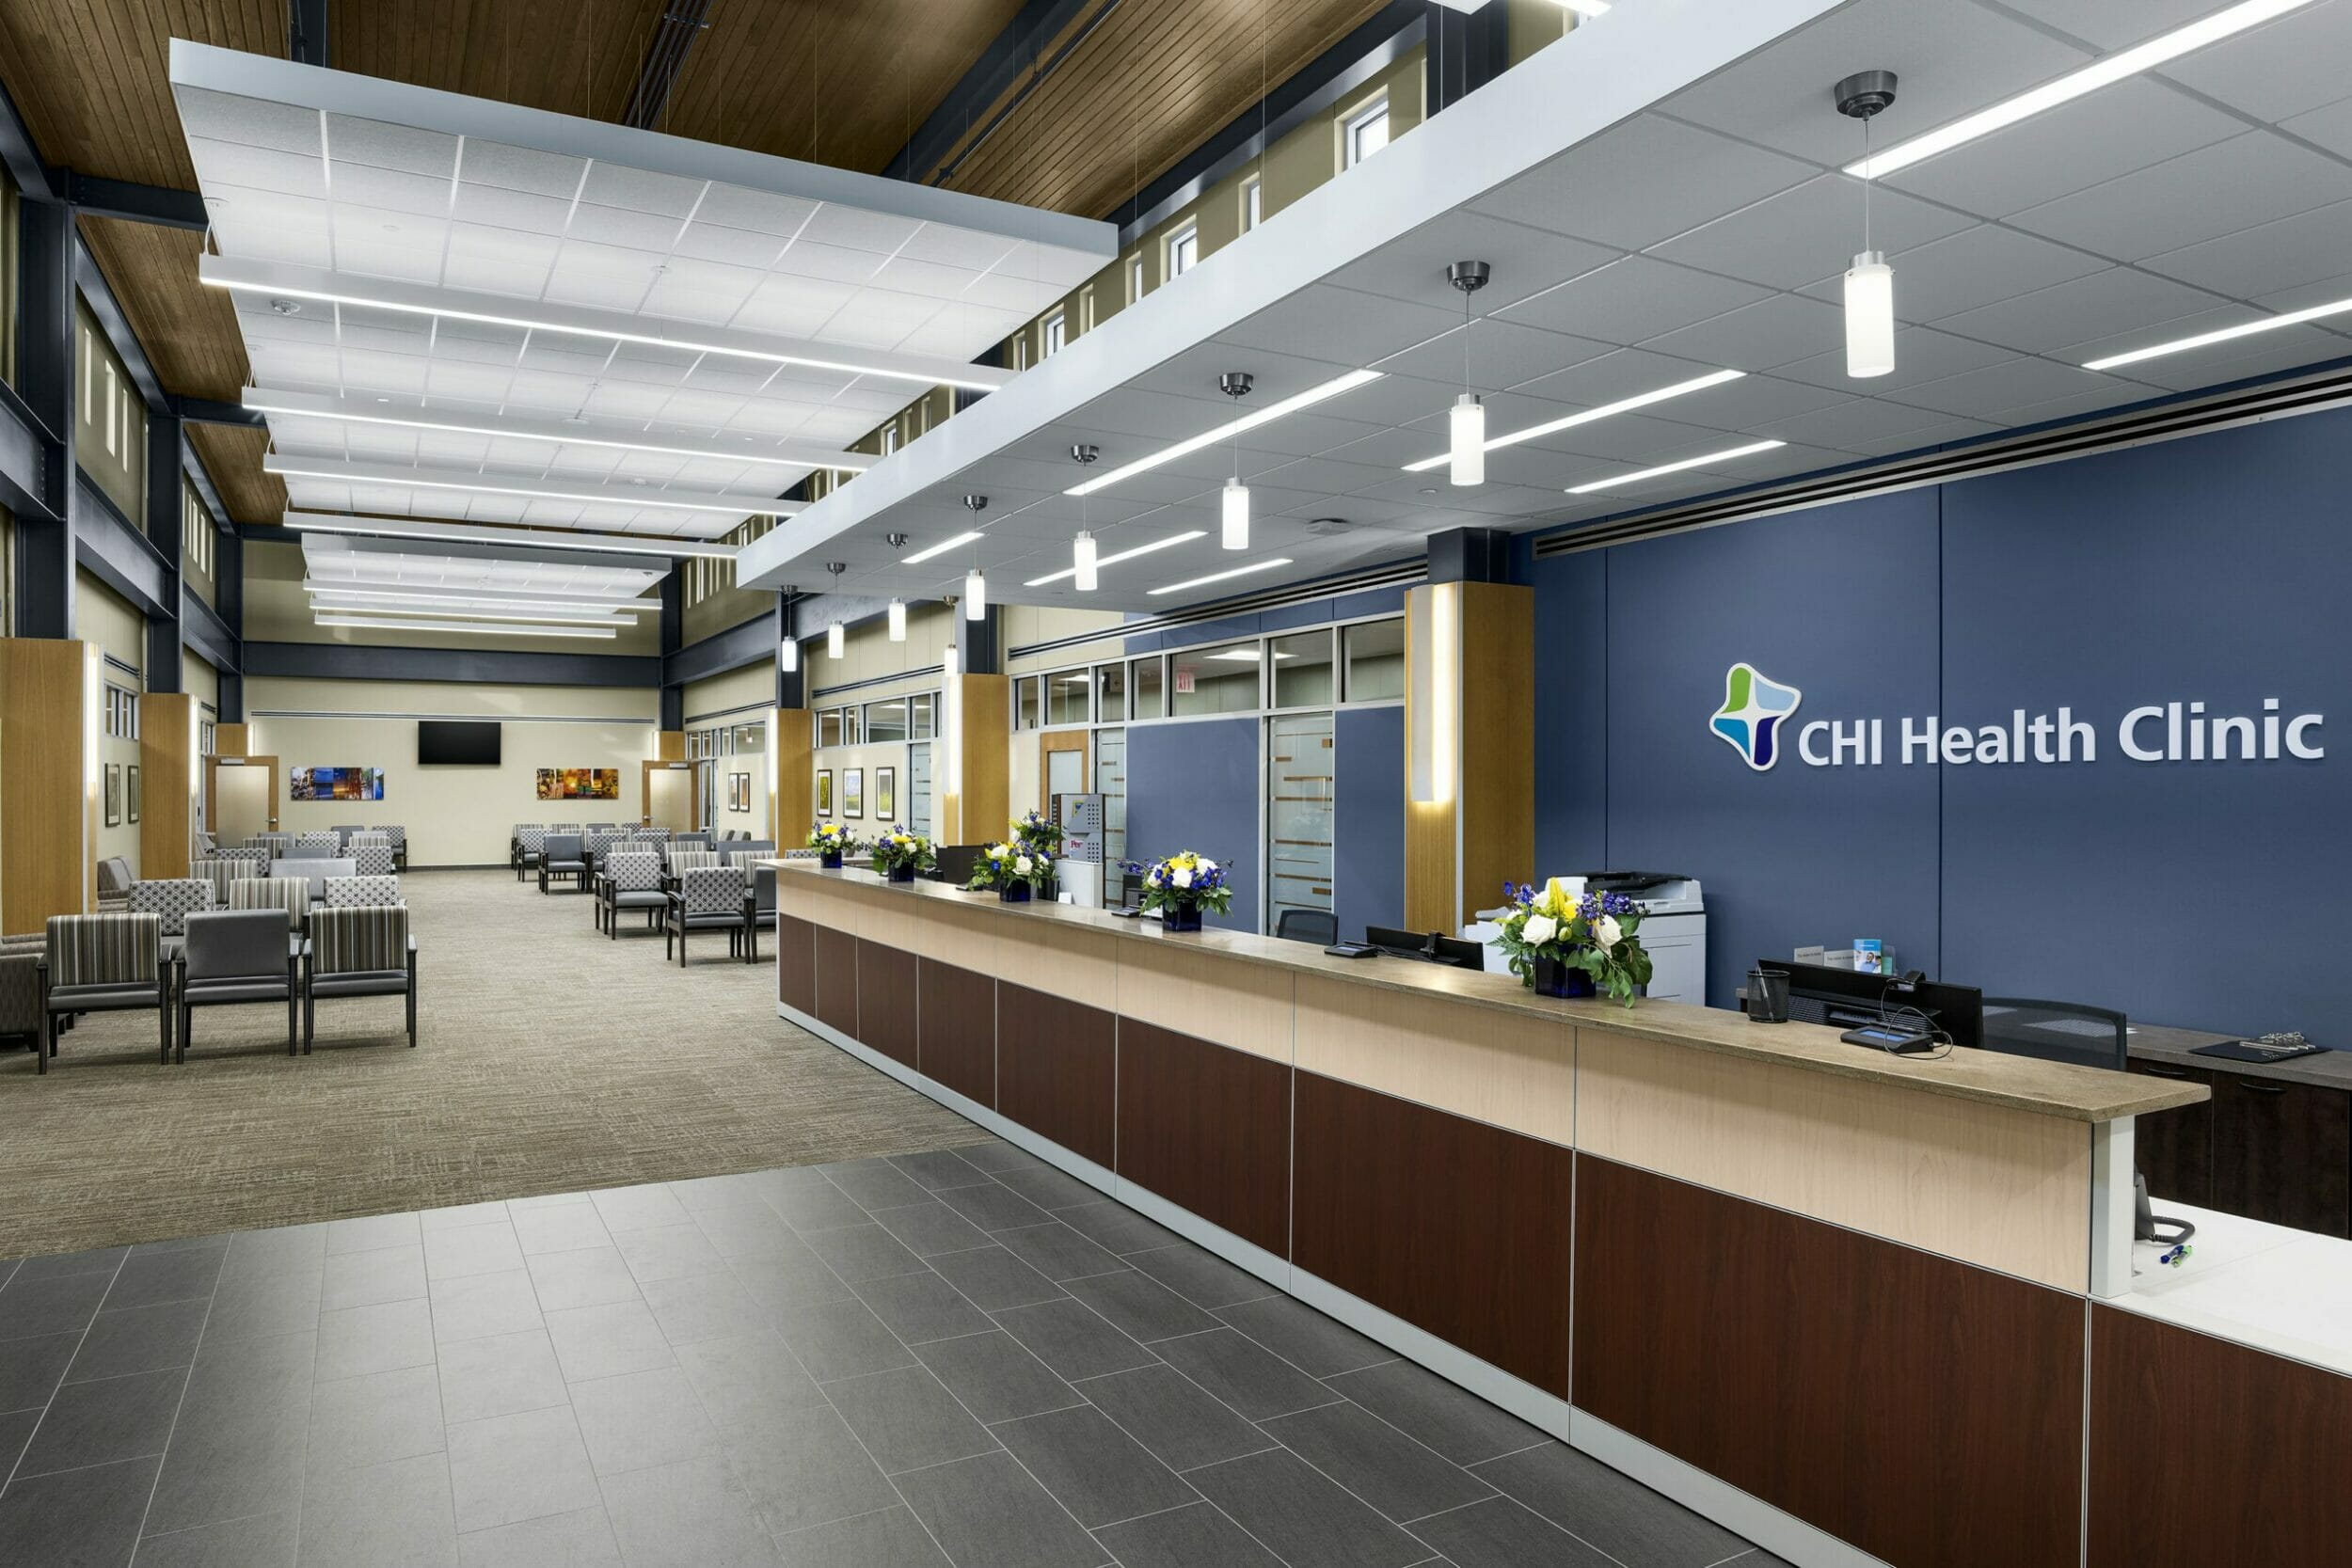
766, 861, 2208, 1125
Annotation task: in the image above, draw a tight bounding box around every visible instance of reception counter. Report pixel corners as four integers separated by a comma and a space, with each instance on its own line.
765, 864, 2342, 1568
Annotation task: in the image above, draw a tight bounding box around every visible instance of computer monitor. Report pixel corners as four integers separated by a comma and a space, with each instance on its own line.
1365, 925, 1486, 971
930, 845, 989, 887
1753, 958, 1984, 1049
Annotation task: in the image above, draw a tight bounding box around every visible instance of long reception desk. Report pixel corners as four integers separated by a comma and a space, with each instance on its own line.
767, 864, 2344, 1568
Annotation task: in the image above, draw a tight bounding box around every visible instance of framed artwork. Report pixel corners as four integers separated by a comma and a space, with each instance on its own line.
817, 769, 834, 816
536, 768, 621, 800
291, 766, 387, 801
104, 764, 122, 827
874, 767, 896, 822
730, 772, 750, 812
128, 765, 142, 825
843, 768, 865, 819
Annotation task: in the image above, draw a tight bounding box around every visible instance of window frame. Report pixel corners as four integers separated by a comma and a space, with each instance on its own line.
1343, 93, 1391, 169
1165, 223, 1200, 280
1041, 310, 1066, 357
1241, 176, 1263, 232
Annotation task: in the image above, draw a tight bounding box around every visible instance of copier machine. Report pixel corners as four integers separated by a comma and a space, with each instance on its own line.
1463, 872, 1708, 1005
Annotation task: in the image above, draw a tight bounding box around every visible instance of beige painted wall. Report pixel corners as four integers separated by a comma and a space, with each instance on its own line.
244, 540, 662, 657
183, 652, 219, 713
78, 570, 146, 875
246, 675, 657, 866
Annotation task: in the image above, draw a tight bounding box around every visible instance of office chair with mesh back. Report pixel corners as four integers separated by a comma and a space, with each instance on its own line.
1275, 909, 1339, 947
1979, 998, 2127, 1072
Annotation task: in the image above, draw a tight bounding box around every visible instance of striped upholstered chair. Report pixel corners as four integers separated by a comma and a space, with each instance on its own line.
596, 850, 665, 938
215, 847, 270, 875
37, 912, 168, 1071
303, 904, 417, 1053
229, 876, 310, 935
347, 831, 390, 852
664, 865, 745, 967
2, 933, 45, 1050
188, 858, 242, 905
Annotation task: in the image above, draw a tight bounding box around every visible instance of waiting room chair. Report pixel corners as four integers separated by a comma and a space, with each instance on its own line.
540, 833, 589, 895
189, 858, 243, 905
385, 825, 408, 872
673, 832, 713, 850
294, 832, 342, 854
177, 909, 299, 1062
348, 831, 390, 849
514, 827, 548, 883
724, 841, 776, 864
665, 865, 745, 967
303, 905, 417, 1053
96, 857, 136, 911
585, 822, 616, 833
37, 912, 168, 1071
280, 842, 339, 861
128, 879, 216, 955
598, 850, 666, 939
251, 832, 293, 859
352, 845, 399, 879
580, 832, 624, 876
2, 934, 45, 1051
330, 825, 364, 848
324, 875, 402, 910
229, 877, 311, 935
284, 858, 357, 908
548, 823, 580, 834
216, 847, 269, 875
1275, 909, 1340, 946
741, 865, 777, 963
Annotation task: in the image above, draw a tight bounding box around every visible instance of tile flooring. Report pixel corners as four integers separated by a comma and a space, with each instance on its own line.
0, 1137, 1785, 1568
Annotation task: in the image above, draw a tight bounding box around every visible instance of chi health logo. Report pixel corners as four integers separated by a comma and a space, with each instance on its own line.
1710, 663, 1803, 771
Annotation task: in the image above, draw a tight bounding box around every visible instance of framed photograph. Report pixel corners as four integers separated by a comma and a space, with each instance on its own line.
128, 765, 142, 825
733, 772, 751, 812
292, 766, 387, 801
535, 768, 620, 800
104, 764, 122, 827
874, 766, 896, 822
817, 769, 834, 816
843, 768, 865, 819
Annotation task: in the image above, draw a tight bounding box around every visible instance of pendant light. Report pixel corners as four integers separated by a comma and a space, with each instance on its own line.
1218, 372, 1252, 550
961, 494, 988, 619
781, 632, 798, 673
827, 621, 845, 658
1836, 71, 1899, 379
1071, 445, 1100, 591
887, 597, 906, 641
778, 587, 799, 673
1447, 261, 1490, 486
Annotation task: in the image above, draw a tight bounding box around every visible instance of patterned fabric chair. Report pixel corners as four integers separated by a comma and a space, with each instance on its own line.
129, 879, 215, 948
585, 822, 617, 833
324, 875, 402, 909
580, 832, 623, 875
741, 865, 777, 964
177, 910, 299, 1062
1, 933, 43, 1048
37, 912, 168, 1071
597, 851, 666, 939
384, 825, 408, 872
632, 827, 672, 843
352, 845, 399, 879
539, 833, 588, 895
294, 831, 342, 854
514, 827, 548, 883
304, 905, 417, 1053
230, 877, 310, 933
548, 823, 580, 835
216, 847, 270, 874
96, 857, 136, 910
330, 824, 365, 847
664, 865, 745, 967
280, 842, 337, 861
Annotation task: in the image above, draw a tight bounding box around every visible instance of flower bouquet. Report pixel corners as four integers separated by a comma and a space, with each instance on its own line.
1009, 811, 1062, 897
806, 820, 859, 869
968, 840, 1055, 903
1494, 879, 1651, 1006
869, 828, 936, 884
1127, 851, 1232, 932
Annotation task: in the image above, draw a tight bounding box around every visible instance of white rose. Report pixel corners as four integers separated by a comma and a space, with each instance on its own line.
988, 845, 1007, 861
1523, 913, 1558, 947
1015, 855, 1034, 876
1171, 867, 1194, 890
1595, 914, 1622, 948
1198, 858, 1218, 874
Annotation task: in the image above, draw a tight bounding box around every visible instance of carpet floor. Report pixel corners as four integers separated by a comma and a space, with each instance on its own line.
0, 870, 980, 1259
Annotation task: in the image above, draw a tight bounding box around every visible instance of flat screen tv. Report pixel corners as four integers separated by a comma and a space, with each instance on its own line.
418, 721, 501, 767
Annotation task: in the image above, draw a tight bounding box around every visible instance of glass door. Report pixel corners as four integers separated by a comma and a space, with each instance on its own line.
908, 742, 933, 837
1265, 711, 1335, 935
1094, 728, 1126, 873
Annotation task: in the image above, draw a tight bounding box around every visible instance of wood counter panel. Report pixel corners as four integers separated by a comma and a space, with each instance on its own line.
777, 913, 817, 1015
1116, 1019, 1291, 1256
1294, 1070, 1574, 1393
1575, 1156, 2085, 1568
813, 926, 860, 1039
1577, 1027, 2093, 1292
1295, 974, 1573, 1148
1116, 941, 1293, 1065
998, 982, 1116, 1168
917, 959, 996, 1108
858, 940, 919, 1069
993, 919, 1120, 1014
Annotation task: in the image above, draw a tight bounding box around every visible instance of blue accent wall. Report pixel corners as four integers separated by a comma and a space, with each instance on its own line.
1334, 705, 1405, 942
1126, 718, 1261, 933
1532, 405, 2352, 1040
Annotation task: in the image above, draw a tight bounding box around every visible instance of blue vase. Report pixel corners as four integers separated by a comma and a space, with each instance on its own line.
1530, 955, 1596, 999
887, 864, 915, 884
1000, 883, 1032, 904
819, 851, 843, 870
1160, 899, 1202, 932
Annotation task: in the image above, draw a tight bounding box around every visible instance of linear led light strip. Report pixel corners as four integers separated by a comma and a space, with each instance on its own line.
316, 614, 618, 639
1401, 369, 1745, 472
300, 581, 647, 615
1849, 0, 2319, 180
1067, 371, 1385, 497
265, 456, 779, 517
902, 531, 984, 565
2084, 294, 2352, 372
308, 594, 636, 626
1149, 557, 1295, 596
1566, 439, 1784, 495
284, 511, 740, 561
1025, 530, 1206, 587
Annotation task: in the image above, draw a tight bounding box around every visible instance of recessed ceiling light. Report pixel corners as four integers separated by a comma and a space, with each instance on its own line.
283, 511, 739, 560
1847, 0, 2320, 181
1402, 370, 1745, 472
1024, 530, 1207, 587
1067, 371, 1384, 497
902, 531, 984, 565
314, 614, 618, 639
264, 455, 787, 517
2082, 293, 2352, 372
1148, 558, 1295, 596
1565, 440, 1786, 494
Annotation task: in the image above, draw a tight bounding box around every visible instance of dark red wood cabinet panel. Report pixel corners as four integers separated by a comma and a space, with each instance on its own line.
2126, 1061, 2214, 1209
917, 958, 996, 1108
2210, 1072, 2351, 1238
776, 913, 816, 1016
997, 982, 1115, 1167
813, 926, 859, 1038
1291, 1071, 1573, 1395
1114, 1020, 1289, 1256
857, 941, 919, 1069
1573, 1155, 2084, 1568
2090, 1304, 2352, 1567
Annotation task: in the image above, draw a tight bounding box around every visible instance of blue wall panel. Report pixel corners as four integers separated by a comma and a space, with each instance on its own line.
1530, 549, 1609, 878
1126, 718, 1261, 932
1334, 705, 1405, 942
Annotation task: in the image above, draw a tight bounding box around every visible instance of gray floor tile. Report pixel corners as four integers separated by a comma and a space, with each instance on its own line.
1215, 1294, 1392, 1379
1471, 1441, 1754, 1568
991, 1297, 1160, 1382
510, 1203, 612, 1258
893, 1449, 1108, 1568
692, 1205, 800, 1262
854, 1270, 993, 1346
444, 1404, 602, 1534
869, 1200, 992, 1259
422, 1222, 525, 1283
1, 1329, 86, 1407
644, 1270, 770, 1346
910, 1330, 1082, 1425
674, 1332, 825, 1434
200, 1266, 322, 1344
1092, 1499, 1284, 1568
15, 1364, 186, 1477
767, 1180, 870, 1235
1328, 1360, 1544, 1467
1073, 1364, 1279, 1472
719, 1402, 898, 1535
612, 1223, 727, 1285
992, 1403, 1197, 1528
600, 1452, 782, 1568
0, 1453, 158, 1568
1263, 1402, 1496, 1523
298, 1449, 459, 1568
933, 1181, 1052, 1233
0, 1407, 37, 1475
144, 1332, 314, 1533
1056, 1200, 1179, 1256
772, 1504, 949, 1568
132, 1508, 299, 1568
325, 1212, 421, 1258
926, 1244, 1065, 1312
670, 1172, 780, 1214
987, 1163, 1103, 1212
321, 1243, 427, 1312
1405, 1496, 1616, 1568
543, 1299, 675, 1383
316, 1296, 437, 1382
823, 1364, 999, 1474
430, 1268, 545, 1345
1126, 1244, 1278, 1310
129, 1234, 232, 1258
820, 1158, 932, 1212
801, 1223, 926, 1285
990, 1221, 1125, 1283
734, 1243, 856, 1320
0, 1270, 114, 1338
1153, 1329, 1335, 1421
588, 1183, 692, 1234
307, 1363, 447, 1476
103, 1247, 226, 1311
524, 1246, 640, 1313
455, 1505, 622, 1568
219, 1227, 326, 1284
777, 1297, 917, 1383
420, 1200, 511, 1232
569, 1365, 722, 1476
13, 1244, 129, 1281
437, 1328, 570, 1426
509, 1191, 596, 1212
946, 1140, 1049, 1176
1187, 1448, 1429, 1568
889, 1148, 992, 1191
1059, 1270, 1216, 1345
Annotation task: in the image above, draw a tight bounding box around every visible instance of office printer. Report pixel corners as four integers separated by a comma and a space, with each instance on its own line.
1464, 873, 1707, 1004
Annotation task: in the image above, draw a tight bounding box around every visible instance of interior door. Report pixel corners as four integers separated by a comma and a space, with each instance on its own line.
215, 764, 271, 842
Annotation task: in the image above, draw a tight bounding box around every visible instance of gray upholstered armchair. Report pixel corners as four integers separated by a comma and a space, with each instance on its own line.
96, 857, 135, 910
513, 826, 547, 883
1, 933, 44, 1051
177, 909, 300, 1062
664, 865, 745, 966
741, 864, 777, 964
539, 832, 588, 895
304, 904, 417, 1053
597, 850, 665, 938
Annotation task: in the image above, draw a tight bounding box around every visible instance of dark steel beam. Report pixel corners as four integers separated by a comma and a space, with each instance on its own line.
242, 641, 660, 689
955, 605, 1000, 676
289, 0, 329, 67
658, 573, 685, 730
665, 605, 777, 689
176, 397, 267, 429
74, 239, 168, 409
181, 591, 238, 677
1425, 0, 1507, 113
63, 172, 208, 230
622, 2, 716, 130
0, 380, 53, 527
146, 413, 188, 691
73, 477, 173, 619
15, 195, 75, 634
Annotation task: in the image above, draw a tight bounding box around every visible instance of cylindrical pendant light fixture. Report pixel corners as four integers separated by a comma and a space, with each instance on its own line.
827, 621, 845, 658
1844, 250, 1895, 378
780, 633, 798, 673
1221, 480, 1249, 551
1449, 395, 1486, 486
964, 568, 986, 618
887, 597, 907, 641
1073, 531, 1098, 592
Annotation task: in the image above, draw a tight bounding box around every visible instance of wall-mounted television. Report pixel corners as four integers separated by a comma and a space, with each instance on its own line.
418, 721, 501, 766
